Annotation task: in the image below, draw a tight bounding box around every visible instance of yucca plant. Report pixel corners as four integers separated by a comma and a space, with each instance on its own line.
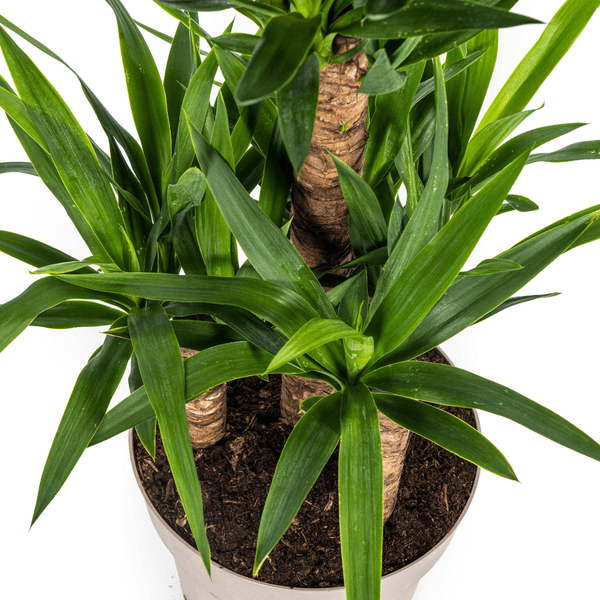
1, 0, 600, 598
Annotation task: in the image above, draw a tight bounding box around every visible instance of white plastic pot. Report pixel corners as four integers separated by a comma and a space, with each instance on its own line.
130, 351, 481, 599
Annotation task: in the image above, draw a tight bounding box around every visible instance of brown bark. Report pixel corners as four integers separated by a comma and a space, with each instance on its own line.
380, 413, 411, 522
280, 374, 334, 426
289, 35, 369, 270
181, 348, 227, 450
284, 36, 410, 522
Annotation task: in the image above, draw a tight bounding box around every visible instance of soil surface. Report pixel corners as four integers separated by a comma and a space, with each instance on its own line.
134, 348, 478, 588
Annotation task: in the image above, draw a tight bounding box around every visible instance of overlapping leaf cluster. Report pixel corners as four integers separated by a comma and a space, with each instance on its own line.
1, 1, 600, 599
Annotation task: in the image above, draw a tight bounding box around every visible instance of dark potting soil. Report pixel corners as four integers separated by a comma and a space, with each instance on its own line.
134, 348, 478, 588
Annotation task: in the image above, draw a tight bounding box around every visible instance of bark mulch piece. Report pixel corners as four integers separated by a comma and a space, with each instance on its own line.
135, 348, 478, 588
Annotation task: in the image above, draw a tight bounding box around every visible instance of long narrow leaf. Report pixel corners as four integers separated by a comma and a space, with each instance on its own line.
57, 273, 319, 339
266, 317, 368, 375
374, 394, 516, 479
254, 393, 342, 575
32, 301, 126, 329
0, 278, 130, 354
0, 26, 125, 265
380, 211, 595, 365
330, 153, 387, 256
339, 383, 382, 600
277, 52, 319, 175
235, 13, 320, 106
365, 151, 529, 363
32, 334, 131, 524
333, 1, 540, 38
365, 362, 600, 464
369, 57, 449, 318
187, 118, 335, 319
477, 0, 600, 132
129, 305, 211, 574
106, 0, 171, 195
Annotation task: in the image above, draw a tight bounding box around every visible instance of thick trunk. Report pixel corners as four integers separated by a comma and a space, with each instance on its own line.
289, 36, 369, 270
284, 36, 410, 522
181, 348, 227, 450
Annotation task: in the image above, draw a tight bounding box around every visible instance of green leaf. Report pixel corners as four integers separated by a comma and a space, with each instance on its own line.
164, 22, 196, 150
359, 49, 406, 96
369, 57, 449, 317
477, 0, 600, 133
0, 85, 49, 151
337, 267, 369, 330
334, 0, 540, 38
459, 107, 539, 176
0, 161, 37, 176
412, 49, 488, 107
128, 305, 211, 574
187, 118, 335, 319
106, 0, 171, 196
330, 153, 387, 256
498, 194, 539, 214
363, 61, 425, 188
32, 259, 120, 275
164, 301, 286, 356
0, 277, 130, 354
210, 32, 260, 55
167, 167, 206, 218
339, 383, 382, 600
374, 394, 516, 479
171, 319, 244, 350
0, 230, 94, 271
172, 211, 207, 276
175, 49, 218, 180
129, 353, 157, 459
235, 13, 320, 106
155, 0, 286, 17
32, 334, 131, 524
0, 26, 125, 265
381, 211, 595, 365
214, 46, 277, 156
461, 258, 522, 277
474, 292, 560, 324
459, 30, 498, 151
31, 301, 126, 329
134, 20, 174, 44
365, 0, 411, 18
90, 341, 299, 445
365, 151, 529, 363
277, 52, 319, 174
0, 15, 159, 217
57, 272, 319, 339
365, 362, 600, 464
266, 317, 367, 375
528, 140, 600, 164
395, 124, 422, 219
253, 393, 342, 576
461, 123, 585, 194
258, 118, 293, 228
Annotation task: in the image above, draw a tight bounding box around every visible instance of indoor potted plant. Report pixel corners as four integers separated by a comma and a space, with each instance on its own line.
1, 1, 600, 600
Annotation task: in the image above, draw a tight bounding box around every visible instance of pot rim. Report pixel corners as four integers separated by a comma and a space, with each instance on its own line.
129, 346, 481, 592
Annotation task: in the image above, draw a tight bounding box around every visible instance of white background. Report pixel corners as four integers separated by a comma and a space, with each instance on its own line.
1, 1, 599, 598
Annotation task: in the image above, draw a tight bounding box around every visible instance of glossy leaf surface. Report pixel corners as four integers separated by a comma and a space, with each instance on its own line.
129, 305, 211, 574
254, 393, 342, 575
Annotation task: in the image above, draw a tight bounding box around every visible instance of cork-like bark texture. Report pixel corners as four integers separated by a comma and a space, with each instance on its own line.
181, 348, 227, 449
280, 373, 335, 426
380, 413, 411, 522
290, 36, 369, 270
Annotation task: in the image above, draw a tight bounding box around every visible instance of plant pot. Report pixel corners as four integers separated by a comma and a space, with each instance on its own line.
129, 349, 481, 599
